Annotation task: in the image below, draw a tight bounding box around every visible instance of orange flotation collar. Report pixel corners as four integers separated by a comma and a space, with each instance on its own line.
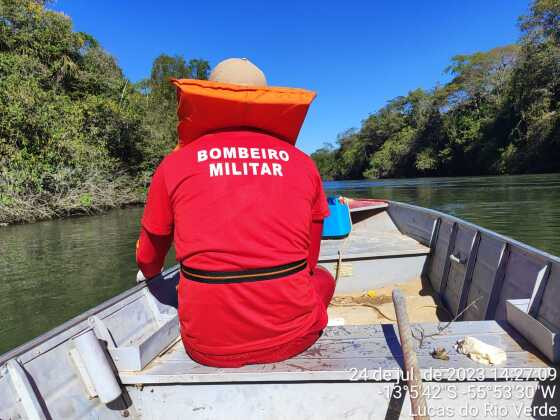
171, 79, 316, 147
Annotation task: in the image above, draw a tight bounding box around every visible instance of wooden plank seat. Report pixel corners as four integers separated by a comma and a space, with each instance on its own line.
118, 321, 551, 385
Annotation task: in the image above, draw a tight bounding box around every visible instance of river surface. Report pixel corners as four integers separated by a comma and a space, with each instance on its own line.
1, 174, 560, 354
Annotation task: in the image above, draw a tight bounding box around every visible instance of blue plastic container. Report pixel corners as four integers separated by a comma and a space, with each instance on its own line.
322, 197, 352, 239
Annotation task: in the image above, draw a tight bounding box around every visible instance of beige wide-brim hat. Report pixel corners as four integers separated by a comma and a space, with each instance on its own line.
209, 58, 267, 87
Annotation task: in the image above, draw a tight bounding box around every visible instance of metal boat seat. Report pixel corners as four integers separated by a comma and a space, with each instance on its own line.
319, 210, 430, 262
319, 210, 431, 293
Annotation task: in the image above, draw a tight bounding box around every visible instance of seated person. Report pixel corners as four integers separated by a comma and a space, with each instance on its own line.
136, 58, 335, 367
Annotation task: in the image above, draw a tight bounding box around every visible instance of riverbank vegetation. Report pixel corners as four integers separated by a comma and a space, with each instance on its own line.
312, 0, 560, 180
2, 1, 558, 224
0, 0, 209, 224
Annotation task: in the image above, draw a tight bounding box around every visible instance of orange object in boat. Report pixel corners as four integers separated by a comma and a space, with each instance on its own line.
170, 79, 316, 147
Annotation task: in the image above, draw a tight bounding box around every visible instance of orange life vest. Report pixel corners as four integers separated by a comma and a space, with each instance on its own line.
170, 79, 316, 147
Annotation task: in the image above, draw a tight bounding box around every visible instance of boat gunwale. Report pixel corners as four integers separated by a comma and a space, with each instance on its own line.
0, 266, 180, 365
387, 200, 560, 265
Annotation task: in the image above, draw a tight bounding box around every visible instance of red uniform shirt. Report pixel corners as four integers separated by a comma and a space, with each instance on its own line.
141, 130, 329, 363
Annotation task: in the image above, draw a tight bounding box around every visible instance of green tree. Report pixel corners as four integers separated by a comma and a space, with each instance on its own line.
310, 143, 337, 180
136, 54, 210, 169
0, 0, 211, 223
503, 0, 560, 173
312, 0, 560, 181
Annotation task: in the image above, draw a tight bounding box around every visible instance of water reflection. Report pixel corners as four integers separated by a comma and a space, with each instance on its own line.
1, 174, 559, 354
0, 208, 176, 353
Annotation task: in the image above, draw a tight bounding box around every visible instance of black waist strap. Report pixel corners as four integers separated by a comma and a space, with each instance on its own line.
180, 258, 307, 284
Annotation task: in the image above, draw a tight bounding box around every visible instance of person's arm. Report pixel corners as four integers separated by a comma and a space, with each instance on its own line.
136, 228, 173, 279
136, 163, 174, 280
308, 162, 330, 273
307, 220, 324, 274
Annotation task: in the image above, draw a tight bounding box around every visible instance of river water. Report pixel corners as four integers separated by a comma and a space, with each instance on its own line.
1, 174, 560, 354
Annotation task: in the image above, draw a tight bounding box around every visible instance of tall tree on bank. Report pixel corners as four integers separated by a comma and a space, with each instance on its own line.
312, 0, 560, 180
138, 54, 209, 169
0, 0, 145, 200
0, 0, 211, 223
503, 0, 560, 173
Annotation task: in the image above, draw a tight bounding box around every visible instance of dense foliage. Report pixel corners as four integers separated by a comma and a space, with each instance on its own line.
0, 0, 209, 223
2, 0, 558, 223
312, 0, 560, 180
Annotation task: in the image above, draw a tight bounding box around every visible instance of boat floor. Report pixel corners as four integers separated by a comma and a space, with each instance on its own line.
328, 277, 450, 326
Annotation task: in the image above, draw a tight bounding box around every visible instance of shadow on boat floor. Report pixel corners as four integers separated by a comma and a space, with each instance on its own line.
328, 276, 452, 325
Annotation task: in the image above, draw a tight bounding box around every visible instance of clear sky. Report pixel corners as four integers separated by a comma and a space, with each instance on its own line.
50, 0, 530, 154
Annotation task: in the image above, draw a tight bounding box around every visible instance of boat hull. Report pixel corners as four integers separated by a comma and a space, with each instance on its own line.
1, 200, 559, 419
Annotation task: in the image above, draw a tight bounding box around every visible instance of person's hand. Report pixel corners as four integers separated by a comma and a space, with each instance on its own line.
136, 268, 164, 283
136, 270, 147, 283
338, 196, 352, 205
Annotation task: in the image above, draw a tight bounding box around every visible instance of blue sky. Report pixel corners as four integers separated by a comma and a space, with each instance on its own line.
51, 0, 529, 154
